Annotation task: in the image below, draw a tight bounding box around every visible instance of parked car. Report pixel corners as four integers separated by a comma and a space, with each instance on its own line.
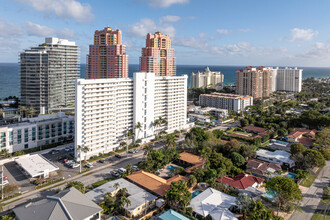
51, 150, 60, 155
99, 159, 105, 163
117, 168, 126, 174
0, 180, 9, 186
115, 154, 122, 159
64, 146, 71, 152
128, 150, 134, 153
132, 165, 139, 171
85, 163, 93, 168
111, 171, 120, 177
71, 163, 80, 168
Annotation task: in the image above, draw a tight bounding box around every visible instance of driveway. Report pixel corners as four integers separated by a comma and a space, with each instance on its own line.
289, 161, 330, 220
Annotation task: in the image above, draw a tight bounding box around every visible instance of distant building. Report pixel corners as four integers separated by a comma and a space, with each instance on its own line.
236, 66, 273, 99
20, 37, 79, 114
188, 113, 211, 124
273, 67, 302, 92
191, 66, 224, 90
75, 72, 188, 160
140, 32, 176, 76
0, 112, 73, 153
13, 187, 102, 220
199, 92, 253, 113
87, 27, 128, 79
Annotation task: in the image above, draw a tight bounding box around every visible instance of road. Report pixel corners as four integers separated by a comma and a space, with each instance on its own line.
1, 141, 165, 212
289, 161, 330, 220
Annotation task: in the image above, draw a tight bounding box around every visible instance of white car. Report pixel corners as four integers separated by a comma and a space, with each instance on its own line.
85, 163, 93, 168
132, 165, 139, 171
71, 163, 80, 168
118, 168, 126, 174
0, 180, 9, 186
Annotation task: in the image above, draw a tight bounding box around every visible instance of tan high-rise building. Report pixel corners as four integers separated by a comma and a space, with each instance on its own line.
140, 32, 176, 76
236, 66, 273, 99
87, 27, 128, 79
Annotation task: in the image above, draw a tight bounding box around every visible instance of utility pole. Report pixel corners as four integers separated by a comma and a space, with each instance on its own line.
1, 166, 4, 200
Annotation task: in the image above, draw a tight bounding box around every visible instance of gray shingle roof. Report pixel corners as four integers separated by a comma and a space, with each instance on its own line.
14, 187, 102, 220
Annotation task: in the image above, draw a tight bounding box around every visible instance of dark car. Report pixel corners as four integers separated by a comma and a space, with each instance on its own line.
99, 159, 105, 163
115, 154, 122, 159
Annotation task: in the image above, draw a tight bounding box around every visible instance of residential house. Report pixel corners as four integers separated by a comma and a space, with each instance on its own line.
246, 159, 282, 179
216, 173, 264, 190
126, 170, 188, 197
85, 178, 157, 218
13, 187, 102, 220
155, 209, 190, 220
256, 149, 294, 168
189, 188, 237, 220
177, 152, 203, 173
242, 125, 270, 136
285, 128, 317, 147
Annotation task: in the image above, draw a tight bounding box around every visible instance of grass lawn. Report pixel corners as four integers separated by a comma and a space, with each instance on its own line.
312, 211, 330, 220
300, 173, 317, 187
232, 131, 253, 137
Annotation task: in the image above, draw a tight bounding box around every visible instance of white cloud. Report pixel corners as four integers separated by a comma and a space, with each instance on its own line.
0, 18, 23, 37
238, 28, 252, 33
173, 36, 208, 49
216, 29, 230, 35
15, 0, 94, 24
290, 28, 318, 42
26, 21, 55, 37
160, 15, 181, 23
56, 28, 75, 39
126, 18, 176, 38
145, 0, 189, 8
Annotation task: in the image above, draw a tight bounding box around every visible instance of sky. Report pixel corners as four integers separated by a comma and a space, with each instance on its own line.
0, 0, 330, 67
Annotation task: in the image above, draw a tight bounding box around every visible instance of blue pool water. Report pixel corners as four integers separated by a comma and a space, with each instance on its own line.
192, 190, 203, 198
167, 165, 178, 170
264, 190, 277, 199
286, 173, 296, 179
110, 217, 119, 220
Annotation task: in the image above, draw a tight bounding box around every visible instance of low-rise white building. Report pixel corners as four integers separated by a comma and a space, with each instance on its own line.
188, 113, 211, 123
199, 92, 253, 113
0, 112, 74, 153
191, 66, 224, 91
256, 149, 294, 168
75, 72, 189, 160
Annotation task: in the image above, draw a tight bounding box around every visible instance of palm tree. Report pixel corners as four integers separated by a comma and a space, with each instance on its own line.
199, 147, 210, 168
125, 164, 132, 175
82, 146, 90, 161
113, 182, 120, 191
18, 106, 27, 118
165, 134, 176, 148
77, 145, 83, 173
126, 129, 134, 157
143, 145, 153, 158
28, 107, 36, 118
135, 122, 142, 143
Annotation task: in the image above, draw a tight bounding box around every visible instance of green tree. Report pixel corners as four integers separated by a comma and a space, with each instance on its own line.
165, 134, 176, 148
277, 128, 288, 137
187, 175, 197, 188
303, 149, 325, 168
185, 127, 209, 146
240, 145, 256, 160
290, 143, 306, 155
230, 152, 246, 167
315, 127, 330, 147
125, 164, 133, 175
318, 147, 330, 160
2, 184, 18, 197
240, 119, 249, 127
212, 129, 224, 139
165, 180, 192, 212
294, 169, 310, 182
224, 139, 241, 155
135, 122, 142, 142
248, 200, 283, 220
266, 176, 302, 212
199, 146, 211, 168
236, 193, 253, 217
65, 181, 85, 193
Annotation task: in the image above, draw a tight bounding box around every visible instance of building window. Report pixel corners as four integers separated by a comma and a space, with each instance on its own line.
24, 144, 28, 149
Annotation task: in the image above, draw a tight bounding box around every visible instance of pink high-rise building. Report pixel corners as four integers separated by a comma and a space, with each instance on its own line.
87, 27, 128, 79
140, 32, 176, 76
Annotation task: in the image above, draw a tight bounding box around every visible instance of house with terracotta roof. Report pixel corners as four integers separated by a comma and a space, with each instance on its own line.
216, 173, 264, 190
242, 125, 270, 136
126, 170, 188, 197
246, 159, 282, 179
285, 128, 317, 147
178, 152, 203, 173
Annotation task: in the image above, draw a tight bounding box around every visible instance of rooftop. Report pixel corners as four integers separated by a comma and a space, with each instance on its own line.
85, 178, 157, 211
200, 92, 252, 100
126, 170, 188, 196
246, 159, 281, 176
179, 152, 203, 173
287, 128, 317, 139
256, 149, 294, 165
189, 188, 237, 219
216, 173, 264, 190
15, 154, 59, 178
13, 187, 102, 220
158, 209, 190, 220
242, 125, 267, 133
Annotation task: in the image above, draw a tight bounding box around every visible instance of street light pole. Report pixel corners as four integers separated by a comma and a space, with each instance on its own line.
1, 166, 4, 200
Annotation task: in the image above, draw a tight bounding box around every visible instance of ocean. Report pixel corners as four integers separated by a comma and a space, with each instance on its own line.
0, 63, 330, 100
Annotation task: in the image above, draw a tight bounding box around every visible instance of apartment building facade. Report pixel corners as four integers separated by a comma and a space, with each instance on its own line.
190, 66, 224, 90
199, 92, 253, 113
87, 27, 128, 79
273, 67, 302, 92
75, 72, 188, 160
140, 32, 176, 76
236, 66, 273, 99
0, 112, 74, 153
20, 37, 79, 115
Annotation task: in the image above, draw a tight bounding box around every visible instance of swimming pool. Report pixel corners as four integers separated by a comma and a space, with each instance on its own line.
286, 173, 296, 179
264, 190, 277, 199
167, 165, 178, 170
192, 190, 203, 198
110, 217, 120, 220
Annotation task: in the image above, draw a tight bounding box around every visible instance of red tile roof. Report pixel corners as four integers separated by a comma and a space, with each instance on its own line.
299, 136, 314, 147
242, 126, 267, 133
287, 128, 317, 139
246, 159, 281, 176
216, 173, 264, 190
